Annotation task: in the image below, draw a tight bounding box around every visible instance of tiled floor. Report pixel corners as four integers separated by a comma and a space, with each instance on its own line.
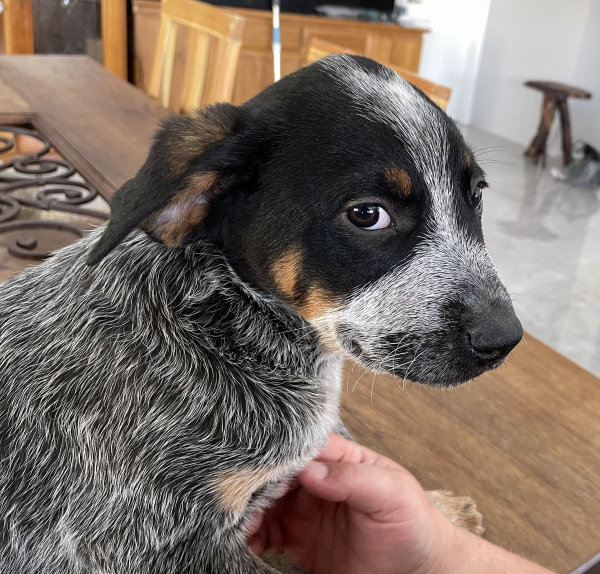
461, 125, 600, 377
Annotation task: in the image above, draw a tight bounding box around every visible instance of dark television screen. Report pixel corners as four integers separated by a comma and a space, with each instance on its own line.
321, 0, 394, 12
205, 0, 394, 15
205, 0, 310, 13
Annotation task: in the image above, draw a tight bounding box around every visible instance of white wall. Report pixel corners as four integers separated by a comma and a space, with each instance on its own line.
570, 0, 600, 149
400, 0, 491, 124
469, 0, 598, 154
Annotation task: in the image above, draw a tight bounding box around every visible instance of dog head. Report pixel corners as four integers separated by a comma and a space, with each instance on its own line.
88, 55, 522, 387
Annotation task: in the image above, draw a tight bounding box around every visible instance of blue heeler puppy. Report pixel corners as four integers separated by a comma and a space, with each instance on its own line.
0, 56, 522, 573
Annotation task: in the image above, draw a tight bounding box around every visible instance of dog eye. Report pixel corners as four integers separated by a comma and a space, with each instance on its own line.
471, 181, 487, 213
347, 205, 391, 230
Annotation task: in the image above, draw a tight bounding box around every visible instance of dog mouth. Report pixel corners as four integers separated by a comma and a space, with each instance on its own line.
337, 326, 519, 388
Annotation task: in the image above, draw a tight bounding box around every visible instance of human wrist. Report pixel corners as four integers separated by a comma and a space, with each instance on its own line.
431, 525, 557, 574
434, 526, 505, 574
403, 508, 461, 574
414, 518, 497, 574
424, 520, 463, 574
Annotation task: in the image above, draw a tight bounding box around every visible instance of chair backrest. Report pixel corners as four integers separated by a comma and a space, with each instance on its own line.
148, 0, 245, 114
305, 37, 451, 111
305, 36, 357, 63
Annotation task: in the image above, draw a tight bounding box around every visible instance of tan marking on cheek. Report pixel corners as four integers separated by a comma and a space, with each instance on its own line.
142, 172, 219, 247
272, 254, 341, 348
217, 467, 284, 515
385, 168, 412, 198
304, 295, 345, 353
271, 249, 302, 299
299, 287, 337, 321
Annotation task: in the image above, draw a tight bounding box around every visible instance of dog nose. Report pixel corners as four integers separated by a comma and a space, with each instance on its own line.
465, 308, 523, 364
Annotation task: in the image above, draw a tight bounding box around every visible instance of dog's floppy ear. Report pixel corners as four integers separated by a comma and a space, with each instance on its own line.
86, 103, 247, 266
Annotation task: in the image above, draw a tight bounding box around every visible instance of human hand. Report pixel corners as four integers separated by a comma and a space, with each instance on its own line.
247, 432, 454, 574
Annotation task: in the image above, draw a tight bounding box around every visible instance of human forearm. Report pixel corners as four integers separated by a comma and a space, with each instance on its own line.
437, 527, 556, 574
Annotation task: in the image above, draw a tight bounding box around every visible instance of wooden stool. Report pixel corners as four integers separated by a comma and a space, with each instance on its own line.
524, 81, 591, 166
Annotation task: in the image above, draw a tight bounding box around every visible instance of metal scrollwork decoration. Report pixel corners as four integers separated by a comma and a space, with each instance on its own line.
0, 124, 109, 260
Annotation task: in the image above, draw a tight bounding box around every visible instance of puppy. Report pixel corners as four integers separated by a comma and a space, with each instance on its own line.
0, 55, 522, 573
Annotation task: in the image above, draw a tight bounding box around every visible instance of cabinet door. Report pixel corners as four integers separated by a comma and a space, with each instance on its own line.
232, 51, 301, 105
386, 33, 422, 72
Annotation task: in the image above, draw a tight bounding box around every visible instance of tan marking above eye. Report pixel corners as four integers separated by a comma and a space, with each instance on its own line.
271, 249, 302, 299
141, 171, 219, 247
217, 467, 284, 516
466, 153, 474, 175
385, 168, 412, 198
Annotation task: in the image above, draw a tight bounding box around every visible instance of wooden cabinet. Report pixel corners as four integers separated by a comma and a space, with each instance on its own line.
132, 0, 427, 105
232, 8, 427, 105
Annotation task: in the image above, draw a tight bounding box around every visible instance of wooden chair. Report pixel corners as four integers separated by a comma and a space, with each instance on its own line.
304, 37, 452, 111
149, 0, 246, 114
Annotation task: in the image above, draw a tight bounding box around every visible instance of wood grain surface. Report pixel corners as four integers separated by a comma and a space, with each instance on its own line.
2, 0, 35, 54
147, 0, 245, 113
102, 0, 129, 80
229, 7, 426, 105
0, 55, 169, 193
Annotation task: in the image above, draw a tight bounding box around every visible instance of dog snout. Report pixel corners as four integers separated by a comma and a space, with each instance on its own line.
464, 306, 523, 365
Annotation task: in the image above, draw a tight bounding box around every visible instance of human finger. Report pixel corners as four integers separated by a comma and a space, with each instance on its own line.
298, 459, 423, 520
315, 433, 401, 471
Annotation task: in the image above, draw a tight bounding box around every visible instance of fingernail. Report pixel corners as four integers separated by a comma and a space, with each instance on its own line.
307, 461, 329, 480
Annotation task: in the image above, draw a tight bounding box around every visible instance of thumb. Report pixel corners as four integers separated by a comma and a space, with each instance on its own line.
298, 460, 420, 521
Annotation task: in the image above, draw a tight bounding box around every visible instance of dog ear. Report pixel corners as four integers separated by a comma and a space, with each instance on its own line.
86, 103, 247, 266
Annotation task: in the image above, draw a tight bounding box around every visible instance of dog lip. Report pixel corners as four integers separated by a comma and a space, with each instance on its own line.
489, 356, 509, 369
345, 337, 363, 357
466, 344, 512, 370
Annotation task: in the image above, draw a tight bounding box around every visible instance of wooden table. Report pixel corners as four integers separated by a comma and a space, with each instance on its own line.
0, 55, 169, 194
1, 55, 599, 574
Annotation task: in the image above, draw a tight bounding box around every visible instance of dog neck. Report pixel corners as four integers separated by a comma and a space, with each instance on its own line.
83, 228, 339, 380
2, 226, 344, 458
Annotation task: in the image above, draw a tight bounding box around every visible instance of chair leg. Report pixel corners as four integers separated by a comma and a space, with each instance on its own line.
525, 92, 556, 166
557, 97, 572, 166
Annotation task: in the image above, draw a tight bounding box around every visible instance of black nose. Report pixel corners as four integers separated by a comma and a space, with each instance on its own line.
465, 307, 523, 364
